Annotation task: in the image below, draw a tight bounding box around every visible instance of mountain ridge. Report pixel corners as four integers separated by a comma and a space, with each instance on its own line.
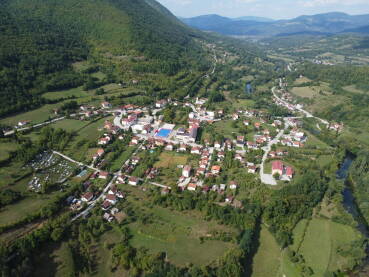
181, 12, 369, 37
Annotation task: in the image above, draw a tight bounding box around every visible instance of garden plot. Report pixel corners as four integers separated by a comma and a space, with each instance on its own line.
27, 151, 77, 191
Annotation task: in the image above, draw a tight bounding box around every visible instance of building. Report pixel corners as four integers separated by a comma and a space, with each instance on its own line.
272, 161, 283, 176
128, 177, 139, 186
81, 192, 94, 202
105, 194, 117, 205
101, 102, 112, 109
187, 183, 197, 191
286, 166, 294, 179
182, 165, 192, 178
211, 165, 221, 175
99, 171, 109, 179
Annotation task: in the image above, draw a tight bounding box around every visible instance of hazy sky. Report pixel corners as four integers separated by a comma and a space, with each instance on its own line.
156, 0, 369, 19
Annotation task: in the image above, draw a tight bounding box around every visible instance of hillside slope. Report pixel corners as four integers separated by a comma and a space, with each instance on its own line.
0, 0, 204, 118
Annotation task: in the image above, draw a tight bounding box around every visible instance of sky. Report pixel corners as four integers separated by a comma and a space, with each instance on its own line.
156, 0, 369, 19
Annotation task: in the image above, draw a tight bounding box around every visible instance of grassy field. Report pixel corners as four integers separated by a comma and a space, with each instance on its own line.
0, 104, 61, 126
0, 190, 62, 226
291, 86, 319, 98
0, 141, 18, 162
42, 87, 90, 100
0, 161, 32, 188
51, 119, 90, 132
109, 146, 136, 172
129, 207, 236, 266
154, 152, 188, 168
251, 225, 281, 277
124, 187, 236, 266
298, 218, 361, 276
294, 77, 312, 85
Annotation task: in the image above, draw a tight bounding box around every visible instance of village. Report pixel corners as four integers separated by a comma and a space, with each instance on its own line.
8, 78, 345, 223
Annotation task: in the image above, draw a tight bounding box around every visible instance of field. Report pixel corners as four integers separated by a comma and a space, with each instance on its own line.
129, 207, 236, 266
42, 87, 90, 100
343, 85, 367, 94
154, 152, 188, 168
298, 218, 361, 276
125, 187, 237, 266
0, 141, 18, 162
0, 104, 61, 126
0, 189, 61, 226
291, 86, 319, 98
251, 225, 281, 277
293, 77, 312, 85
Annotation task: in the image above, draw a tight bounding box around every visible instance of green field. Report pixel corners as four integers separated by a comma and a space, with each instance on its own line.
42, 87, 90, 100
0, 104, 61, 126
298, 218, 361, 276
124, 188, 236, 266
129, 207, 236, 266
251, 225, 281, 277
0, 141, 18, 162
154, 152, 188, 168
0, 189, 62, 226
291, 86, 319, 98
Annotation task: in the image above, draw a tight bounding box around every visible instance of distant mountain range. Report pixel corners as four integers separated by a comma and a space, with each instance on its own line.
181, 12, 369, 37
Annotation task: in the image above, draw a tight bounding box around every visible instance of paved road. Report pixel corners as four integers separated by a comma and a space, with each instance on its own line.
272, 87, 329, 126
53, 151, 100, 172
4, 116, 66, 136
259, 119, 289, 186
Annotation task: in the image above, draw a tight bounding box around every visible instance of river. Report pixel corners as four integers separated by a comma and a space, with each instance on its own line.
337, 154, 369, 276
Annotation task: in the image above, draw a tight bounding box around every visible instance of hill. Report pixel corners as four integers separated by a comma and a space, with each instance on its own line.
182, 12, 369, 37
0, 0, 204, 118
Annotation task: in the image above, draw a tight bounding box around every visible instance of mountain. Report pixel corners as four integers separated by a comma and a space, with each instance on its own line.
182, 12, 369, 37
232, 16, 274, 22
0, 0, 204, 117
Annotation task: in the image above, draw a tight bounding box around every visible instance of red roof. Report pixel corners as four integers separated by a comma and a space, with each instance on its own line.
286, 166, 294, 176
272, 161, 283, 171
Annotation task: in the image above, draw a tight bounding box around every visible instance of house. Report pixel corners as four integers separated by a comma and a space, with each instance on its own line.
272, 161, 284, 176
105, 194, 117, 205
165, 143, 174, 151
131, 156, 140, 165
248, 165, 257, 174
99, 171, 109, 179
103, 212, 114, 222
97, 148, 105, 157
285, 166, 294, 179
131, 136, 140, 145
225, 196, 234, 203
155, 99, 167, 109
98, 137, 111, 145
178, 144, 187, 152
81, 192, 94, 202
18, 120, 30, 127
196, 168, 205, 175
220, 184, 226, 191
229, 181, 238, 190
191, 146, 201, 155
214, 141, 222, 149
182, 165, 192, 178
187, 183, 197, 191
254, 122, 261, 129
101, 101, 112, 109
235, 154, 243, 161
211, 165, 221, 175
128, 177, 140, 186
236, 136, 245, 146
218, 151, 225, 159
243, 120, 250, 126
232, 113, 239, 120
102, 200, 112, 211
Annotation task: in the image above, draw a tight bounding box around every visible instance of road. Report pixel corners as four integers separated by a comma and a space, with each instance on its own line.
4, 116, 66, 136
53, 151, 100, 172
259, 118, 289, 186
272, 87, 329, 126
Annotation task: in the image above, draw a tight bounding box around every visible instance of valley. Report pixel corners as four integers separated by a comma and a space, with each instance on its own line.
0, 1, 369, 277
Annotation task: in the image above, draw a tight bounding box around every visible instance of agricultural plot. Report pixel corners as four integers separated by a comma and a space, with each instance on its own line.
42, 87, 89, 101
0, 141, 18, 162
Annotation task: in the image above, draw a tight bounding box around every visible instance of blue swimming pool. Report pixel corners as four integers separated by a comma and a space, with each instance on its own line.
156, 128, 171, 138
